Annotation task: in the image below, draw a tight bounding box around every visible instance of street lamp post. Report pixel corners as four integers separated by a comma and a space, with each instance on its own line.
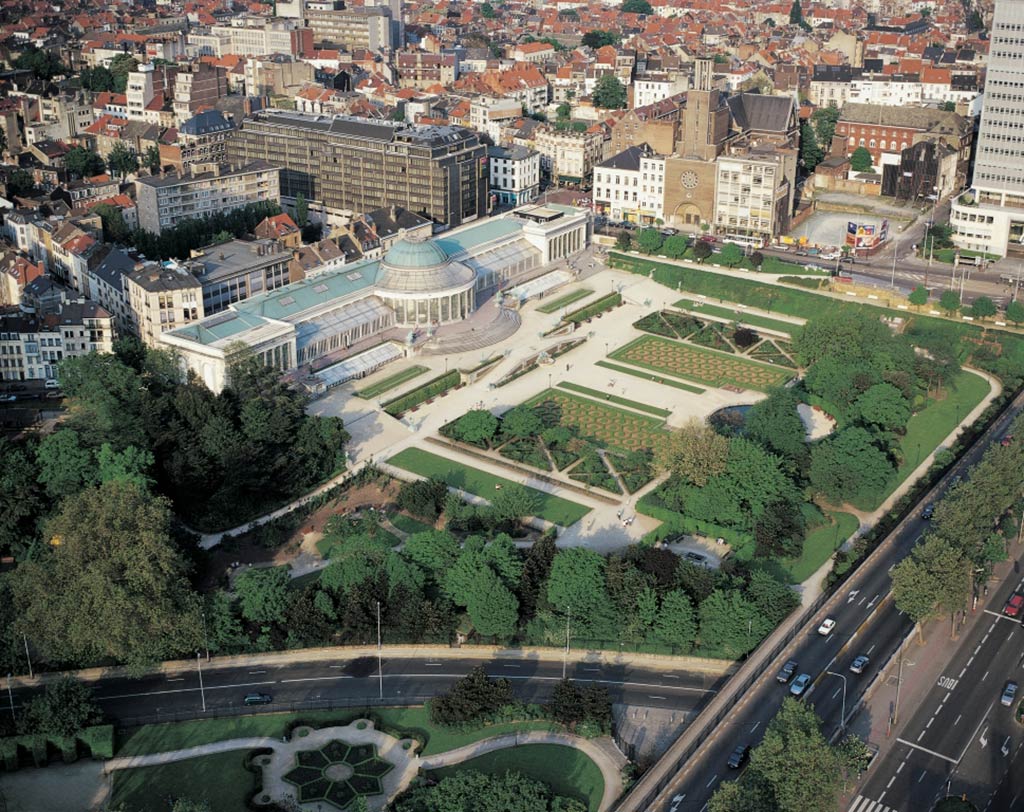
826, 670, 848, 733
197, 652, 206, 713
562, 606, 572, 680
23, 634, 31, 679
6, 673, 14, 721
376, 601, 384, 701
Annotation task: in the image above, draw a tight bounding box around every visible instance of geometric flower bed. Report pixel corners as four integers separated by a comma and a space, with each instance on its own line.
283, 741, 393, 810
523, 389, 666, 452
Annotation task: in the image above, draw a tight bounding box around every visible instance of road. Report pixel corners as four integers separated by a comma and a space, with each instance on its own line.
650, 394, 1023, 812
849, 560, 1024, 812
5, 655, 724, 727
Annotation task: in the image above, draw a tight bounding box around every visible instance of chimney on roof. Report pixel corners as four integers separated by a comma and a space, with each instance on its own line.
134, 262, 145, 271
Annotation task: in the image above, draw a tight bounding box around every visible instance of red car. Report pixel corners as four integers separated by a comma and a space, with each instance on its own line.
1004, 594, 1024, 618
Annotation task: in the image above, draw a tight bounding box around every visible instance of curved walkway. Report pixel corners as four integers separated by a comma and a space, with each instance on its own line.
103, 724, 625, 812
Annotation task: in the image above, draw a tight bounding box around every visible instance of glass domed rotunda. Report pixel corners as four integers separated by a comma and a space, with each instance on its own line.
375, 234, 477, 326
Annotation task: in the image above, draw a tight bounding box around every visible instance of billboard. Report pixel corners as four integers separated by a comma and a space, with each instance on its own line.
845, 220, 888, 249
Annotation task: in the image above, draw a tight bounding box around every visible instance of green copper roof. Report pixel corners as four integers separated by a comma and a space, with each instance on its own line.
382, 237, 448, 269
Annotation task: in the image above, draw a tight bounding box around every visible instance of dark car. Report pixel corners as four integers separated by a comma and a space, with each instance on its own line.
921, 503, 935, 520
776, 659, 799, 684
243, 693, 273, 706
684, 551, 707, 565
727, 744, 751, 769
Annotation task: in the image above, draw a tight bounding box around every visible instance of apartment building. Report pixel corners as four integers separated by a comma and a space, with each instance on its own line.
198, 17, 311, 58
713, 151, 791, 241
177, 110, 236, 170
225, 111, 487, 230
0, 301, 114, 382
180, 238, 292, 314
173, 63, 228, 125
124, 261, 204, 347
534, 128, 604, 190
134, 161, 281, 234
631, 73, 688, 109
305, 5, 395, 51
593, 145, 666, 224
488, 145, 541, 207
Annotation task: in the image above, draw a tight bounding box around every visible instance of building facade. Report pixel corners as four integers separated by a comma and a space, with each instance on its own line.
134, 161, 281, 234
534, 128, 604, 189
0, 301, 114, 381
952, 0, 1024, 257
488, 145, 541, 207
593, 145, 666, 224
124, 262, 204, 347
225, 111, 488, 231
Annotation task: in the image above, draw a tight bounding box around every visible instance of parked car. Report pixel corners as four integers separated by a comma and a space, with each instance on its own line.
727, 744, 751, 769
44, 379, 59, 389
790, 673, 812, 697
818, 618, 836, 636
1001, 681, 1018, 707
850, 655, 870, 675
1003, 593, 1024, 618
921, 503, 935, 520
0, 394, 16, 402
683, 551, 707, 565
243, 693, 273, 706
776, 659, 799, 684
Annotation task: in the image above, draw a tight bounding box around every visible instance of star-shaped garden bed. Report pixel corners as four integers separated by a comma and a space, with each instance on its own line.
283, 740, 394, 810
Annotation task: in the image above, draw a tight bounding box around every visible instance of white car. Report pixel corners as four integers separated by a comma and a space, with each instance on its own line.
818, 618, 836, 636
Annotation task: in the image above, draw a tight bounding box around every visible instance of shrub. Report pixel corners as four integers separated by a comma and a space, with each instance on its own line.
563, 292, 621, 324
382, 370, 460, 416
396, 478, 448, 520
78, 725, 114, 759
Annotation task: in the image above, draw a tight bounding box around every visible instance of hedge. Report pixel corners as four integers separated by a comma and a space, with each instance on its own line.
562, 292, 622, 324
0, 724, 115, 771
79, 724, 115, 760
637, 491, 754, 554
382, 370, 461, 417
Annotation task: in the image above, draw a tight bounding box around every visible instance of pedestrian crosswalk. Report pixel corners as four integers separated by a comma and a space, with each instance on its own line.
848, 796, 898, 812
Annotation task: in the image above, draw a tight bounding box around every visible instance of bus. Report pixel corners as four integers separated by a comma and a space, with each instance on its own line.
721, 234, 766, 250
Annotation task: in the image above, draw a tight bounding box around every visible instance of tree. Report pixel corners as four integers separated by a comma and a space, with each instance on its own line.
939, 289, 961, 315
93, 203, 131, 244
655, 419, 730, 486
429, 665, 514, 726
453, 409, 499, 445
615, 231, 632, 251
970, 295, 997, 320
581, 30, 620, 49
908, 285, 929, 309
501, 405, 543, 439
1005, 299, 1024, 325
96, 443, 154, 489
662, 235, 689, 258
855, 382, 911, 432
547, 548, 606, 616
754, 499, 806, 558
142, 145, 162, 173
20, 678, 101, 738
0, 439, 43, 559
480, 1, 496, 17
693, 240, 713, 262
622, 0, 653, 12
65, 146, 106, 179
465, 568, 519, 638
891, 535, 970, 641
14, 46, 65, 80
404, 529, 460, 574
750, 250, 764, 268
108, 53, 139, 94
850, 146, 874, 172
107, 141, 138, 178
556, 102, 571, 121
393, 770, 552, 812
5, 169, 35, 198
11, 482, 201, 673
294, 192, 309, 227
651, 590, 697, 650
80, 65, 115, 92
35, 428, 96, 501
745, 387, 807, 466
592, 75, 627, 110
489, 484, 539, 525
234, 566, 292, 625
789, 0, 804, 25
698, 589, 764, 657
809, 427, 894, 506
396, 478, 448, 520
517, 531, 556, 620
719, 242, 743, 267
637, 227, 663, 254
800, 121, 823, 173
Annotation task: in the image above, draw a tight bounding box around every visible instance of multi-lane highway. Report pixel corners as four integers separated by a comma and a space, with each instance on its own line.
849, 561, 1024, 812
7, 654, 724, 727
641, 393, 1024, 812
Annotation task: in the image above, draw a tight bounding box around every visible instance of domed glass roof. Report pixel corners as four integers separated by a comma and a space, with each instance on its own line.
382, 236, 448, 270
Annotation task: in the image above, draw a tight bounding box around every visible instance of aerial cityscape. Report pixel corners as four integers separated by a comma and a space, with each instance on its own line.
0, 0, 1022, 810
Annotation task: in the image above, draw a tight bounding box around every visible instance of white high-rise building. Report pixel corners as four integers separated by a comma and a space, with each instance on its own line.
951, 0, 1024, 257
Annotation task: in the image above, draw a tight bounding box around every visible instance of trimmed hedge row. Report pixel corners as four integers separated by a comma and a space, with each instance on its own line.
0, 724, 113, 770
382, 370, 461, 417
563, 292, 622, 323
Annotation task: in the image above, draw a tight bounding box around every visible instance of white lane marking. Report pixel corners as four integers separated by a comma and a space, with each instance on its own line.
975, 645, 983, 655
866, 644, 876, 655
649, 695, 667, 700
663, 674, 680, 679
99, 680, 276, 700
504, 663, 522, 668
887, 776, 896, 788
896, 761, 905, 774
248, 670, 267, 674
423, 662, 443, 667
982, 670, 990, 682
705, 774, 717, 789
954, 714, 962, 726
959, 667, 967, 678
944, 691, 952, 703
918, 730, 926, 741
166, 678, 185, 682
750, 721, 760, 733
918, 770, 928, 783
833, 687, 843, 699
894, 738, 959, 763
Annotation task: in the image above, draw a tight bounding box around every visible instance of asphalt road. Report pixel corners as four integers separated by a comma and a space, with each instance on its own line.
850, 560, 1024, 812
6, 656, 724, 727
654, 395, 1023, 812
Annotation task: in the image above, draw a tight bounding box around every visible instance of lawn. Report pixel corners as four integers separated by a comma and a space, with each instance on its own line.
780, 511, 859, 584
429, 744, 605, 812
884, 369, 991, 502
611, 335, 793, 391
677, 301, 802, 337
523, 388, 666, 452
387, 447, 590, 526
117, 707, 561, 759
356, 365, 429, 399
389, 512, 436, 535
537, 288, 594, 314
557, 381, 672, 418
111, 750, 254, 812
595, 360, 706, 394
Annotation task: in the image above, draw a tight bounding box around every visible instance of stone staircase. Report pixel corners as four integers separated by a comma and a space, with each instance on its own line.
422, 307, 522, 355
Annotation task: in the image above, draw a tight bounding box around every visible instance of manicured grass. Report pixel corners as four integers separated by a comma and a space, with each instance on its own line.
557, 381, 672, 418
389, 512, 436, 535
676, 301, 802, 337
523, 388, 666, 452
595, 360, 706, 394
111, 750, 254, 812
356, 365, 429, 399
537, 288, 594, 314
117, 707, 561, 759
611, 335, 792, 391
781, 511, 859, 584
885, 369, 991, 501
387, 447, 590, 526
762, 255, 827, 275
429, 743, 605, 812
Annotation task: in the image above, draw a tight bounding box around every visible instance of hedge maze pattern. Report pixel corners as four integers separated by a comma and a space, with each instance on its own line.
610, 335, 792, 391
283, 740, 393, 810
525, 389, 665, 452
